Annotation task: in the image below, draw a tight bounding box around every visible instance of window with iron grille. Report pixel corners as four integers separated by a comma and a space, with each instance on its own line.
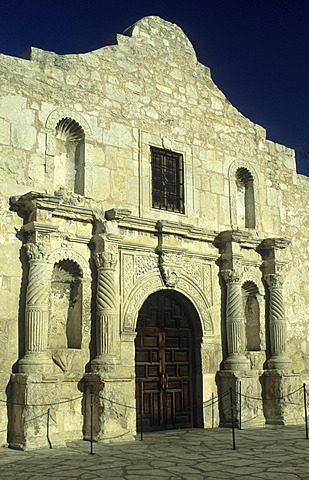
151, 147, 185, 213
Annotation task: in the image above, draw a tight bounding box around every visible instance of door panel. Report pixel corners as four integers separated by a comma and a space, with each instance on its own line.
135, 292, 193, 432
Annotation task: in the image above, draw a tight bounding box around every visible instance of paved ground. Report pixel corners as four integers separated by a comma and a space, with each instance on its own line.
0, 426, 308, 479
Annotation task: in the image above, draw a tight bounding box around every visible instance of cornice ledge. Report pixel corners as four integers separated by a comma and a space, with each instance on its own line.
156, 219, 217, 241
21, 221, 59, 234
214, 229, 261, 249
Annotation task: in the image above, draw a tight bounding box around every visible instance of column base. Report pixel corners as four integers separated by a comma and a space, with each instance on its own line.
18, 353, 53, 374
83, 373, 136, 444
91, 354, 120, 372
223, 354, 251, 371
267, 355, 292, 370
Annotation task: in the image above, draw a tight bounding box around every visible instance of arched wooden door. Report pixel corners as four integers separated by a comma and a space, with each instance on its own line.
135, 291, 201, 431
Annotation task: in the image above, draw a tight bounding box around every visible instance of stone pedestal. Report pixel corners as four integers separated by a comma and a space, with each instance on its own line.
83, 372, 135, 443
217, 370, 265, 428
8, 374, 67, 450
262, 370, 303, 425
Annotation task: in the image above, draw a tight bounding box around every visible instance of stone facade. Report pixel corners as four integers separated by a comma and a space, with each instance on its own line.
0, 16, 308, 449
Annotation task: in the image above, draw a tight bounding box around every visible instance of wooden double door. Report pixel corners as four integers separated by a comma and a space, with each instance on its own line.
135, 292, 194, 431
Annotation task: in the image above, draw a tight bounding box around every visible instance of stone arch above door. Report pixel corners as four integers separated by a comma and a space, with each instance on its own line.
122, 272, 213, 335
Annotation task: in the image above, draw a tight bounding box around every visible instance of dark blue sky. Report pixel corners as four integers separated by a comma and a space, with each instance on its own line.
1, 0, 308, 174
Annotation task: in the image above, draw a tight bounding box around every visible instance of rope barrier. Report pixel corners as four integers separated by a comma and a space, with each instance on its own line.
0, 383, 305, 410
0, 395, 83, 407
232, 385, 303, 402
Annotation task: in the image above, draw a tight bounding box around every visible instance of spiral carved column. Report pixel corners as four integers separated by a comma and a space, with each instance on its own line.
19, 242, 52, 373
222, 269, 250, 370
92, 251, 119, 368
264, 273, 290, 369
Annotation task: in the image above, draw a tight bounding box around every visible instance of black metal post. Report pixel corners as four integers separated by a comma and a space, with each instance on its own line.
304, 383, 308, 440
230, 387, 236, 450
140, 381, 144, 441
47, 408, 52, 448
239, 381, 242, 430
90, 385, 94, 455
212, 392, 214, 429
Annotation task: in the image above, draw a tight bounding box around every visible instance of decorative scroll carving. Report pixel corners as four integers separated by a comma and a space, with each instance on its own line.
183, 261, 203, 288
135, 255, 157, 277
123, 253, 134, 298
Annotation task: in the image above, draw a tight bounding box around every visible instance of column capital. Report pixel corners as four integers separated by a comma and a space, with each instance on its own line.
25, 242, 50, 262
264, 273, 284, 289
94, 251, 117, 270
221, 268, 241, 284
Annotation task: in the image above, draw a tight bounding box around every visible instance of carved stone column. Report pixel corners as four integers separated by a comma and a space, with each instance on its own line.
92, 251, 119, 368
19, 242, 52, 373
258, 238, 291, 370
264, 273, 290, 369
221, 269, 250, 370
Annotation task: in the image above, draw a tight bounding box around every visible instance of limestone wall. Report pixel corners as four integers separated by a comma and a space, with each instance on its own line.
0, 15, 308, 446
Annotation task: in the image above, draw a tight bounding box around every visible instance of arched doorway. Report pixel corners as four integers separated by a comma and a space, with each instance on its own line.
135, 290, 202, 432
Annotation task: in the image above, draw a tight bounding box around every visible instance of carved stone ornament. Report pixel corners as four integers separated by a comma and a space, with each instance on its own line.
25, 242, 49, 262
264, 273, 284, 289
94, 251, 117, 270
221, 268, 241, 284
136, 255, 158, 277
160, 265, 179, 288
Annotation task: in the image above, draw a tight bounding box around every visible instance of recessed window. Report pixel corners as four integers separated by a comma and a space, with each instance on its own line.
236, 167, 255, 229
151, 147, 185, 213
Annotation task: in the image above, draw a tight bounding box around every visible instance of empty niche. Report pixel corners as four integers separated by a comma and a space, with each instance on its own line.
54, 118, 85, 195
50, 259, 83, 349
242, 281, 260, 351
236, 167, 255, 229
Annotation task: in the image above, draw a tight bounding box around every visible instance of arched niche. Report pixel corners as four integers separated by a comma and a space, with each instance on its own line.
50, 259, 83, 349
242, 281, 262, 352
45, 108, 92, 196
227, 160, 260, 230
236, 167, 255, 229
54, 117, 85, 195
